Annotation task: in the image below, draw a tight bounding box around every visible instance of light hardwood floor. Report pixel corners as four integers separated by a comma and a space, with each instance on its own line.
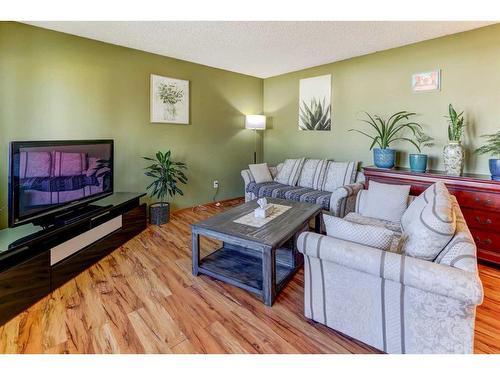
1, 198, 499, 354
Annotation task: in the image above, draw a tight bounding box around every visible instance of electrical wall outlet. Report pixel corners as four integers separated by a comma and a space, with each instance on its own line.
213, 180, 219, 189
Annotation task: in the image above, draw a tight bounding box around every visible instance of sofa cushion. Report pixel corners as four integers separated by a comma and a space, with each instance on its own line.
274, 158, 305, 186
402, 182, 457, 261
248, 163, 273, 184
361, 181, 410, 223
321, 161, 358, 192
283, 187, 332, 210
323, 214, 401, 252
297, 159, 328, 189
246, 181, 331, 210
344, 212, 402, 233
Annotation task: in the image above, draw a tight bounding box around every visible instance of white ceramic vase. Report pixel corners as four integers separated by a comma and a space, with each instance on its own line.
443, 141, 465, 176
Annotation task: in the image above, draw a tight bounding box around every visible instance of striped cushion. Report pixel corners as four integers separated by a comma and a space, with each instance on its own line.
274, 158, 305, 186
297, 159, 328, 189
321, 161, 358, 192
246, 181, 331, 210
402, 182, 456, 261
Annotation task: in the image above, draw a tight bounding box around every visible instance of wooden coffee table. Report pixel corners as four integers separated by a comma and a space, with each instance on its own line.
191, 198, 322, 306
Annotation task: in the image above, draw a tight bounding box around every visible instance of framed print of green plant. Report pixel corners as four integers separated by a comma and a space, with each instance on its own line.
298, 74, 332, 131
150, 74, 189, 124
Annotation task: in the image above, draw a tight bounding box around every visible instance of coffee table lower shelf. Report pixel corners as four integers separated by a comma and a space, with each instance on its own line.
198, 245, 297, 299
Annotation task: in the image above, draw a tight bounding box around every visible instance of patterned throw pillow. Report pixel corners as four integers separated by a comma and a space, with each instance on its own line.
321, 161, 358, 192
361, 181, 411, 223
323, 213, 401, 252
274, 158, 305, 186
402, 182, 457, 261
297, 159, 328, 189
400, 183, 438, 231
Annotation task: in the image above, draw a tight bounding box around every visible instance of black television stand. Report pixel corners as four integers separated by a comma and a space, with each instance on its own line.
0, 192, 146, 326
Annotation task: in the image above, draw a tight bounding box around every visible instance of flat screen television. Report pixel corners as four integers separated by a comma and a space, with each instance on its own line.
8, 140, 114, 227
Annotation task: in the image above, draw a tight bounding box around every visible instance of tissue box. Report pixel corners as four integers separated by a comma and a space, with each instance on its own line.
254, 204, 274, 218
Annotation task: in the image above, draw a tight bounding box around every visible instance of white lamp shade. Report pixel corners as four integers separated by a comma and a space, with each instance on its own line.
245, 115, 266, 130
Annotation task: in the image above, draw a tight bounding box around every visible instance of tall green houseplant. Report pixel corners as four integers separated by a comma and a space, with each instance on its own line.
349, 111, 422, 169
443, 104, 466, 176
143, 150, 188, 225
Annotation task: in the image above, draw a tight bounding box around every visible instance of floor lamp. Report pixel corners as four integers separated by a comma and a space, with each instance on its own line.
245, 115, 266, 164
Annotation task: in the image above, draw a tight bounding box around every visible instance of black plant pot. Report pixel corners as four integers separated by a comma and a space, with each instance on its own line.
149, 202, 170, 225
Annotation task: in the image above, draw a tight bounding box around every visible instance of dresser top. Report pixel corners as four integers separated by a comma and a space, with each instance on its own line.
363, 166, 499, 185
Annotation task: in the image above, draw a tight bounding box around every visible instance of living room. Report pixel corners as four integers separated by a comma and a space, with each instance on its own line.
1, 0, 500, 372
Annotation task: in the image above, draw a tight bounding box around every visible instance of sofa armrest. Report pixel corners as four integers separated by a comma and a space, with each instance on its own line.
297, 232, 483, 305
329, 182, 364, 217
241, 169, 255, 188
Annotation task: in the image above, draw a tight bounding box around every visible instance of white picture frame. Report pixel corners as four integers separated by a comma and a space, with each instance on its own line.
150, 74, 189, 124
412, 70, 441, 92
298, 74, 332, 131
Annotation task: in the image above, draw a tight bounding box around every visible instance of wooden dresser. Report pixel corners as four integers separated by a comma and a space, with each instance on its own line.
363, 166, 500, 266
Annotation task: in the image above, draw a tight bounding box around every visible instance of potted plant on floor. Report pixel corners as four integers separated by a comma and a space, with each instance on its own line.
143, 150, 188, 225
474, 130, 500, 181
409, 130, 434, 173
443, 104, 466, 176
350, 111, 422, 169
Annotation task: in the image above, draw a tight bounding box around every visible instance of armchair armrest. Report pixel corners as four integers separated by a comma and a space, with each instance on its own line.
329, 182, 364, 217
297, 232, 483, 305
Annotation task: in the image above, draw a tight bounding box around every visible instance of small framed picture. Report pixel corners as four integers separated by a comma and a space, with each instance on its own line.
150, 74, 189, 124
412, 70, 441, 92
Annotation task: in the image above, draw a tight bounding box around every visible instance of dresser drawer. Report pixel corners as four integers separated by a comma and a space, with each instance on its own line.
470, 228, 500, 253
452, 190, 500, 212
461, 208, 500, 231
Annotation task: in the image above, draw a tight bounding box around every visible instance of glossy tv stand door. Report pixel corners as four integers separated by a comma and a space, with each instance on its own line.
0, 192, 147, 326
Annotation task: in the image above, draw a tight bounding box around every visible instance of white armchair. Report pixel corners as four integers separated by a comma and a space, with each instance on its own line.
297, 191, 483, 354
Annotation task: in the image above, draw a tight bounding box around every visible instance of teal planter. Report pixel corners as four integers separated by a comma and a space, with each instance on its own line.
409, 154, 428, 173
489, 159, 500, 181
373, 148, 395, 169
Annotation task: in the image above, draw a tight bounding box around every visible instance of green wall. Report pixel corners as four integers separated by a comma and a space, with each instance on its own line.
0, 22, 263, 228
2, 22, 499, 229
263, 24, 500, 175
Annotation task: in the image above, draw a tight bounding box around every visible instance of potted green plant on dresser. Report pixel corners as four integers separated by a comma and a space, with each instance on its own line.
443, 104, 466, 176
350, 111, 422, 169
143, 150, 188, 225
475, 130, 500, 181
409, 130, 434, 173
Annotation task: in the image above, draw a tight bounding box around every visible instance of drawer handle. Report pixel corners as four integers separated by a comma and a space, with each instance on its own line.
475, 216, 493, 225
475, 236, 492, 246
474, 196, 493, 206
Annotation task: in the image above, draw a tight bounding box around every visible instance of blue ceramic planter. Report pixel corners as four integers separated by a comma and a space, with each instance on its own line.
409, 154, 428, 173
489, 159, 500, 181
373, 148, 395, 169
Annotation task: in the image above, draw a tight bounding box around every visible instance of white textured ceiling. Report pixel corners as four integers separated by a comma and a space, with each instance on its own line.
25, 21, 495, 78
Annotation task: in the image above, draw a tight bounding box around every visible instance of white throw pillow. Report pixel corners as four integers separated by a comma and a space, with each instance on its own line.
323, 214, 401, 252
361, 181, 411, 223
402, 182, 457, 260
248, 163, 273, 184
274, 158, 305, 186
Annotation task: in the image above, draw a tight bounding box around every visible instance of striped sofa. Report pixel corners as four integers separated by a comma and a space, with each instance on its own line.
297, 186, 483, 354
241, 159, 364, 217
